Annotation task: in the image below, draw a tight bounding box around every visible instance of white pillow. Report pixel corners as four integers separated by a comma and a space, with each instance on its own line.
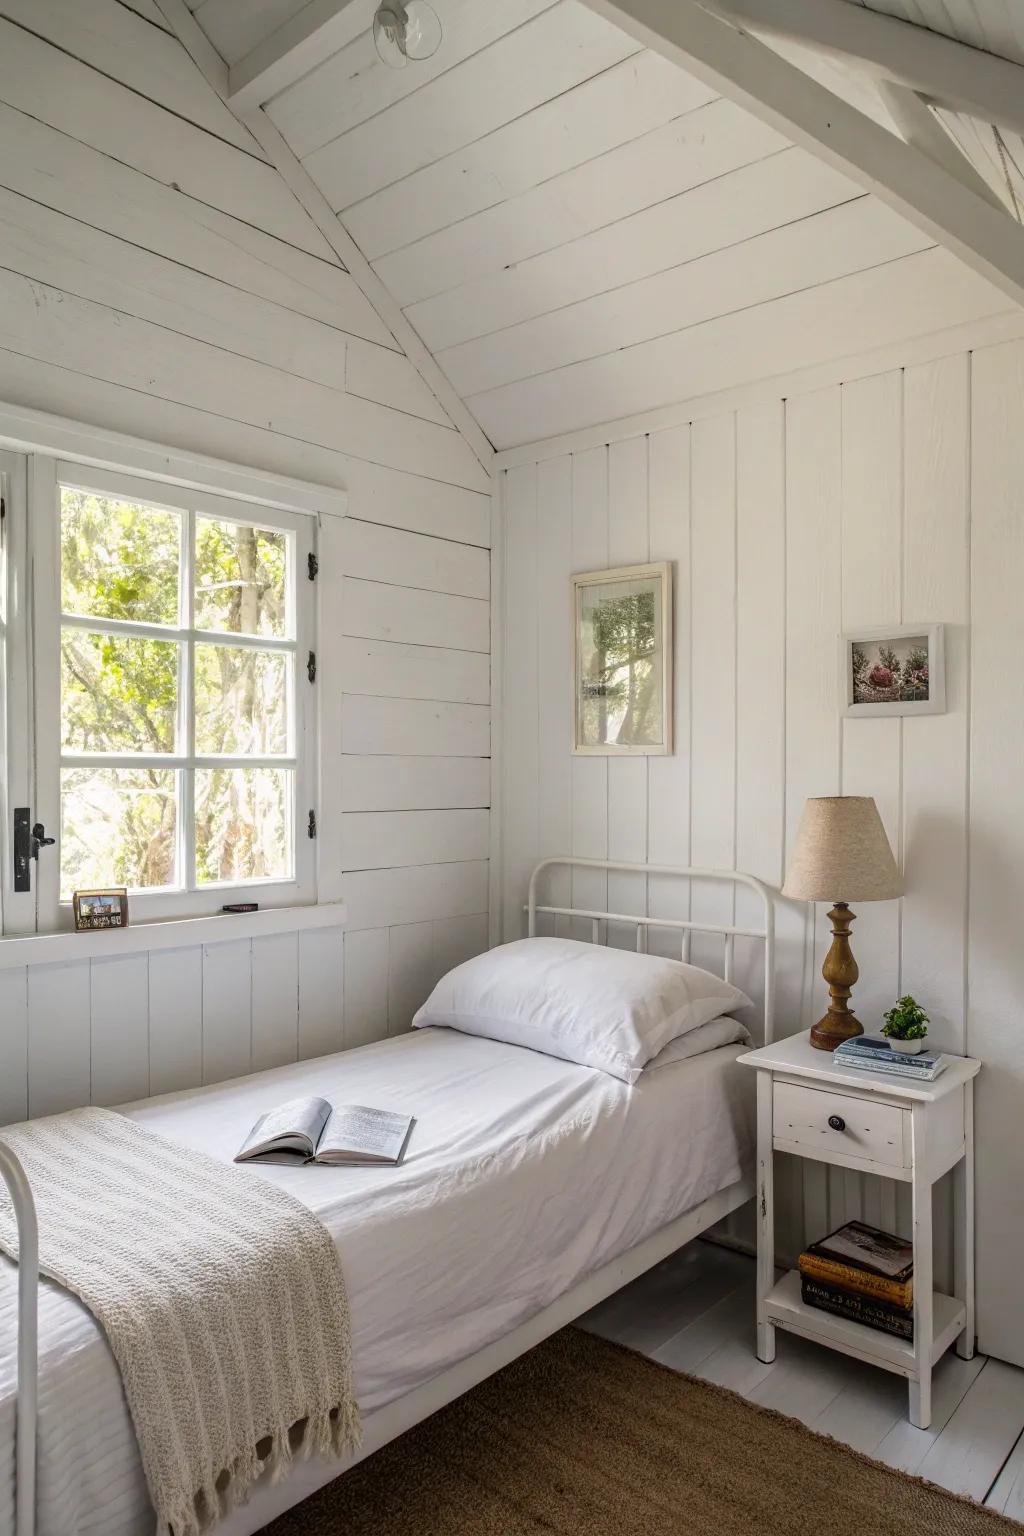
643, 1016, 752, 1071
412, 937, 752, 1084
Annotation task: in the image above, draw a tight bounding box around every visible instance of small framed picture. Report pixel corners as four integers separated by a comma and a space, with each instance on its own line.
840, 624, 945, 717
73, 888, 130, 932
572, 561, 672, 754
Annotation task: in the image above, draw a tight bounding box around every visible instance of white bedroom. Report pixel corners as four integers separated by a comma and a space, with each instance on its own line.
1, 1, 1023, 1533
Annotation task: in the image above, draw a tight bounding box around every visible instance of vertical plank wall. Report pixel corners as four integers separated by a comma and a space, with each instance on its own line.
500, 339, 1024, 1367
0, 925, 347, 1123
0, 2, 493, 1043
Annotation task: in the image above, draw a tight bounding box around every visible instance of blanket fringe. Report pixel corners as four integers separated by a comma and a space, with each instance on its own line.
161, 1402, 362, 1536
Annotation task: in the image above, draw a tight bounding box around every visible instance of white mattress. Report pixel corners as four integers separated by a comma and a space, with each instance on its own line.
0, 1027, 753, 1536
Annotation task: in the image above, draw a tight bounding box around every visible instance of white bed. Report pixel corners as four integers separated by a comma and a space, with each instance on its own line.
0, 858, 773, 1536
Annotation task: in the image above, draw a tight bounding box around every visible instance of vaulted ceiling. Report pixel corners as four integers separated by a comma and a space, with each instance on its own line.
183, 0, 1023, 451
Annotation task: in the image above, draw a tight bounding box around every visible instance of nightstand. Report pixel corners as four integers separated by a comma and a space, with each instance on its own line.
738, 1033, 980, 1429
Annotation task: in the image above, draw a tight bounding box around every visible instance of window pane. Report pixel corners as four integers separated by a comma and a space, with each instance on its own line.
193, 645, 289, 755
194, 516, 288, 638
60, 766, 178, 896
195, 768, 289, 884
62, 628, 179, 753
61, 487, 180, 625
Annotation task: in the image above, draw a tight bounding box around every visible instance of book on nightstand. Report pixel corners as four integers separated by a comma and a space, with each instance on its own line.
800, 1276, 914, 1341
799, 1220, 914, 1320
833, 1035, 950, 1081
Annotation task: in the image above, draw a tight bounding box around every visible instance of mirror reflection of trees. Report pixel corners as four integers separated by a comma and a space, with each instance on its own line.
58, 490, 291, 896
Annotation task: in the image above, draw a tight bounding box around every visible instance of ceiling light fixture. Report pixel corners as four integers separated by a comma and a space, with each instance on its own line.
372, 0, 442, 68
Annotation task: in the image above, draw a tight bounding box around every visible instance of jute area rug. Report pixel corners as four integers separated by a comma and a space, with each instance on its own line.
264, 1327, 1021, 1535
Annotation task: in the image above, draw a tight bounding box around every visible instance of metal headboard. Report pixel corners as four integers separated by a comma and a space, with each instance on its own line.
527, 858, 776, 1045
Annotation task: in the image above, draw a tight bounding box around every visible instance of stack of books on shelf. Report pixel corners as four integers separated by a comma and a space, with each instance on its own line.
833, 1035, 950, 1081
799, 1220, 914, 1341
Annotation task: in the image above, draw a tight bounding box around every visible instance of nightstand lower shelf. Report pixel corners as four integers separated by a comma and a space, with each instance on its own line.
765, 1271, 966, 1376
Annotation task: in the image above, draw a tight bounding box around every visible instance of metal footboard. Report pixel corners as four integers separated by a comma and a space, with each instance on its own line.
0, 1141, 37, 1536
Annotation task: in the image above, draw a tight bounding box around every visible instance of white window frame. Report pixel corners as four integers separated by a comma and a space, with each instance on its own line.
0, 403, 344, 936
32, 459, 318, 926
0, 449, 33, 936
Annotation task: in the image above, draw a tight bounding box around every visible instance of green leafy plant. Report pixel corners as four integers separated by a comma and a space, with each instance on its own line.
882, 995, 930, 1041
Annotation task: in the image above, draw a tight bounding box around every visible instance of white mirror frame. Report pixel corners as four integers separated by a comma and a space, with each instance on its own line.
571, 560, 673, 756
840, 621, 946, 718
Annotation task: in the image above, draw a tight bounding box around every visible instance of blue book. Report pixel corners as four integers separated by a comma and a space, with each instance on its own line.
834, 1036, 949, 1078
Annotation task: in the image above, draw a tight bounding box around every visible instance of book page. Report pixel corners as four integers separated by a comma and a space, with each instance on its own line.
235, 1096, 332, 1161
317, 1105, 413, 1165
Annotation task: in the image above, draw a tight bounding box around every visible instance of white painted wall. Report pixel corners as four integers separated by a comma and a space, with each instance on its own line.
0, 916, 350, 1123
499, 331, 1024, 1369
0, 2, 492, 1054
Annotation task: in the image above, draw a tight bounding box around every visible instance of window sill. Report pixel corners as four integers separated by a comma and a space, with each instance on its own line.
0, 902, 347, 970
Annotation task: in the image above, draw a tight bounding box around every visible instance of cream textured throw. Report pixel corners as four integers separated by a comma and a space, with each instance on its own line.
0, 1107, 360, 1536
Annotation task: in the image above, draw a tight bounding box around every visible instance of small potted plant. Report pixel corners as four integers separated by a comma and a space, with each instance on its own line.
882, 995, 930, 1055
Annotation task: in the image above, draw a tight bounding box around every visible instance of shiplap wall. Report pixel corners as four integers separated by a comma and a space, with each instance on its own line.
0, 1, 492, 1061
0, 924, 350, 1123
500, 336, 1024, 1368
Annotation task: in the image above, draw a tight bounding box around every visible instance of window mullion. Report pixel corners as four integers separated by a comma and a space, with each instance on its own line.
181, 508, 196, 894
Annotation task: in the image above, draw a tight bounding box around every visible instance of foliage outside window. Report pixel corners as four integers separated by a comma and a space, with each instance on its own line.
57, 481, 304, 900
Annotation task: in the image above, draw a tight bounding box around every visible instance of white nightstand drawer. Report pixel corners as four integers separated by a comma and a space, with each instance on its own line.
773, 1080, 909, 1169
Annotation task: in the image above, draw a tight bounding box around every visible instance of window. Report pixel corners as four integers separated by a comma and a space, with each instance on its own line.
26, 461, 317, 923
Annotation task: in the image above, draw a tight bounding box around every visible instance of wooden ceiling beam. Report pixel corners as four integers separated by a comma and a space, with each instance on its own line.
227, 0, 372, 115
581, 0, 1024, 312
703, 0, 1024, 138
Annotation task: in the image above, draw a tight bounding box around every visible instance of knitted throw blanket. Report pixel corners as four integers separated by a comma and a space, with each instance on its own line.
0, 1107, 360, 1536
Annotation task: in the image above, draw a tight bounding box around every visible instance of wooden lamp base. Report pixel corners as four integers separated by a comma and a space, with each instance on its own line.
809, 902, 864, 1051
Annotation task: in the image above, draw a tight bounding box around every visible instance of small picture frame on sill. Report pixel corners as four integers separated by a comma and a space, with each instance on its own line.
840, 623, 945, 718
73, 887, 129, 932
572, 561, 672, 755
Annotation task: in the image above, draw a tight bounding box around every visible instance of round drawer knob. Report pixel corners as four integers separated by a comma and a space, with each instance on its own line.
828, 1114, 846, 1132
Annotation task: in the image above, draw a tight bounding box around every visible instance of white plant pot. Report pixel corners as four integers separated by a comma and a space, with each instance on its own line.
888, 1037, 926, 1055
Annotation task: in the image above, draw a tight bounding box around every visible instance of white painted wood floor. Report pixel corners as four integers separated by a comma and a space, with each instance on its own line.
579, 1238, 1024, 1520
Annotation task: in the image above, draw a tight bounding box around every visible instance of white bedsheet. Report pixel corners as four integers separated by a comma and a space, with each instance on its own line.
0, 1027, 753, 1536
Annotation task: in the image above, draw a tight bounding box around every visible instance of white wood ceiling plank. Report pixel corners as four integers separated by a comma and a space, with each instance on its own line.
227, 0, 377, 114
191, 0, 310, 66
409, 148, 857, 353
267, 0, 557, 158
714, 0, 1024, 131
347, 48, 718, 262
0, 185, 450, 425
305, 0, 640, 211
468, 247, 1006, 447
0, 266, 486, 488
373, 97, 787, 306
438, 197, 929, 397
586, 0, 1024, 312
0, 0, 260, 156
121, 0, 175, 30
0, 101, 395, 346
0, 18, 334, 260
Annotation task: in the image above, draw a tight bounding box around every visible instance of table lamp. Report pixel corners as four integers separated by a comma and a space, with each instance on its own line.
782, 796, 903, 1051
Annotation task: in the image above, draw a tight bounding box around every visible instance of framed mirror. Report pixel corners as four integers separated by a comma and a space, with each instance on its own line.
572, 561, 672, 755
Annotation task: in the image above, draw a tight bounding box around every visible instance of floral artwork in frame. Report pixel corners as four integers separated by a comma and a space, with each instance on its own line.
840, 623, 945, 718
572, 561, 672, 754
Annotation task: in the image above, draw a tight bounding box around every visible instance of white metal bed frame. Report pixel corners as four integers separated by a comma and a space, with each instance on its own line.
2, 858, 775, 1536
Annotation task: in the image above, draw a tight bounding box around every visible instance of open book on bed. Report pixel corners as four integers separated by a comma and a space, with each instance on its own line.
235, 1096, 414, 1166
